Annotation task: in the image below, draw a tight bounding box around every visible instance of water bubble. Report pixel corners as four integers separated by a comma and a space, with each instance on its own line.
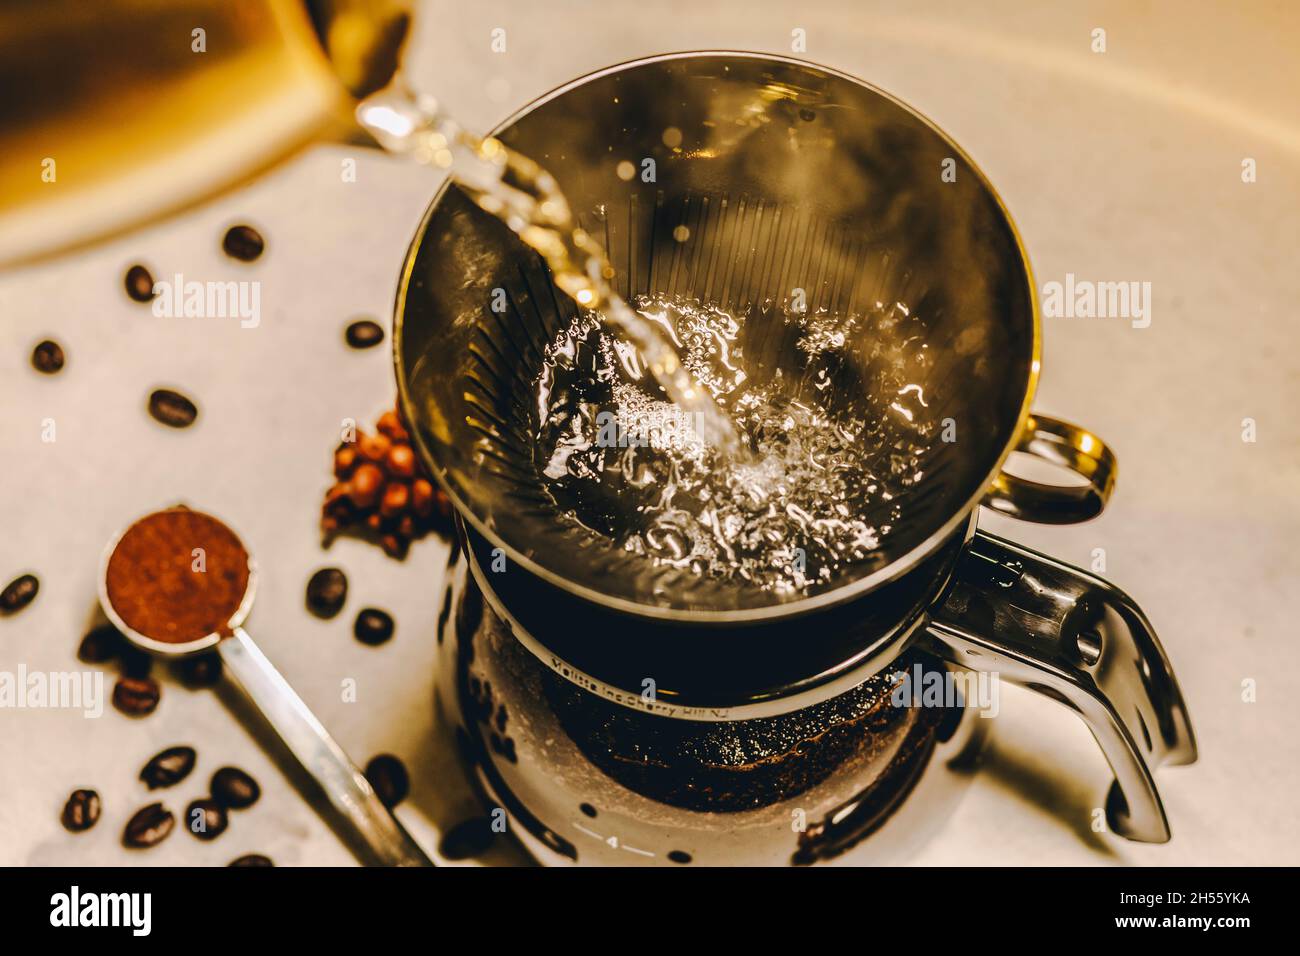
533, 294, 935, 596
646, 521, 692, 561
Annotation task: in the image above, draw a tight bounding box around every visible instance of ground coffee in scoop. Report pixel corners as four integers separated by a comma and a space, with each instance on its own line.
105, 508, 250, 644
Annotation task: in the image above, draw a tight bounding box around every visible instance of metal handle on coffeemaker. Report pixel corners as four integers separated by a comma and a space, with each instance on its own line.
983, 414, 1116, 524
924, 532, 1197, 843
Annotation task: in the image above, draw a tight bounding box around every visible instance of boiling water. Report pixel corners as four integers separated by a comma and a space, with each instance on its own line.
535, 295, 937, 595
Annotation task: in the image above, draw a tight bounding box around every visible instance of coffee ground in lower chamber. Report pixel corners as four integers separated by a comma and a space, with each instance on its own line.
540, 653, 946, 814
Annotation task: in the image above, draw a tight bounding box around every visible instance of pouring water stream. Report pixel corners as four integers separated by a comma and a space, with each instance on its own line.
355, 87, 745, 457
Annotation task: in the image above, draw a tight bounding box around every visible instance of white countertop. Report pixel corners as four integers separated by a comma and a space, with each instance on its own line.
2, 0, 1298, 866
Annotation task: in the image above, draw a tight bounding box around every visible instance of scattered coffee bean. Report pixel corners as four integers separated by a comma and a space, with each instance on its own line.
177, 652, 222, 688
438, 817, 495, 860
77, 624, 123, 663
185, 798, 228, 840
112, 676, 160, 717
147, 388, 199, 428
354, 608, 394, 646
140, 745, 196, 789
221, 224, 265, 262
118, 642, 153, 678
125, 264, 156, 302
344, 318, 385, 349
211, 767, 260, 809
228, 853, 273, 867
305, 567, 348, 619
364, 754, 409, 808
667, 850, 693, 864
61, 789, 101, 832
123, 802, 174, 848
31, 339, 65, 374
0, 573, 39, 614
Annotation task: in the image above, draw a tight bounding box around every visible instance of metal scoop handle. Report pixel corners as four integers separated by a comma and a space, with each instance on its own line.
218, 628, 433, 866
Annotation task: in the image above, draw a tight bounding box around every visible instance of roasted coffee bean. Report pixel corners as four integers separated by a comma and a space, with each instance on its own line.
344, 318, 384, 349
0, 573, 39, 614
348, 463, 384, 509
77, 624, 123, 663
357, 431, 391, 463
185, 798, 228, 840
221, 224, 265, 262
379, 481, 409, 518
384, 443, 416, 479
112, 676, 160, 717
228, 853, 274, 867
211, 767, 260, 809
125, 264, 156, 302
61, 789, 101, 832
147, 388, 198, 428
667, 850, 692, 864
31, 339, 65, 374
334, 444, 358, 478
321, 485, 353, 528
305, 567, 347, 619
375, 410, 408, 442
118, 642, 153, 678
438, 817, 495, 860
140, 745, 196, 789
364, 754, 409, 808
411, 479, 436, 517
177, 652, 222, 688
123, 802, 174, 848
354, 608, 394, 646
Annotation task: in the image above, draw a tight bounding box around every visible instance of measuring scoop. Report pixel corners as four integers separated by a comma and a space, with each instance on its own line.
98, 507, 432, 866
